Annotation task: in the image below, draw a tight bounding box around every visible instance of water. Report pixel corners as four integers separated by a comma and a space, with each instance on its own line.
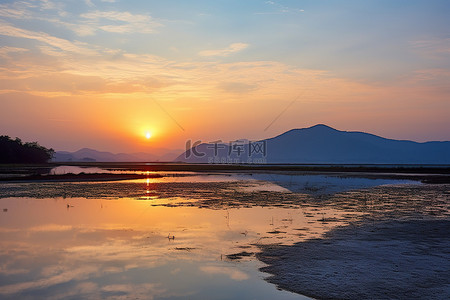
0, 171, 439, 299
49, 166, 111, 175
0, 197, 310, 299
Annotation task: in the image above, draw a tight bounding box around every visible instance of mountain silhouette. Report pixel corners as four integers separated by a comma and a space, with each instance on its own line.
53, 147, 182, 162
175, 124, 450, 164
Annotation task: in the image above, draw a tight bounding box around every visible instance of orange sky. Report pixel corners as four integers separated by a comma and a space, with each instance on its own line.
1, 1, 449, 152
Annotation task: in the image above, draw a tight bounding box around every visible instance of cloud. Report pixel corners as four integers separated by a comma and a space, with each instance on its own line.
29, 224, 73, 232
0, 38, 385, 101
256, 1, 304, 15
200, 265, 249, 281
0, 1, 161, 37
80, 10, 162, 34
0, 46, 29, 56
40, 0, 62, 11
410, 38, 450, 58
405, 69, 450, 94
198, 43, 249, 57
0, 22, 97, 55
0, 0, 65, 18
0, 71, 166, 95
0, 5, 33, 19
67, 24, 97, 37
81, 10, 150, 23
1, 13, 448, 133
100, 283, 164, 299
46, 282, 99, 300
218, 82, 258, 93
0, 266, 98, 295
85, 0, 95, 8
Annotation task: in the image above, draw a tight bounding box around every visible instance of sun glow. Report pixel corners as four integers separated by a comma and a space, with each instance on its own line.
145, 131, 152, 139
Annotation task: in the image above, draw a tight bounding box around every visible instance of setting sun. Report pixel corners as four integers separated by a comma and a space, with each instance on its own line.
1, 1, 449, 299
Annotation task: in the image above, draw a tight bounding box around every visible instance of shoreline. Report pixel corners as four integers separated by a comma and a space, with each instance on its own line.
0, 163, 449, 184
1, 162, 450, 173
0, 173, 163, 183
257, 218, 450, 300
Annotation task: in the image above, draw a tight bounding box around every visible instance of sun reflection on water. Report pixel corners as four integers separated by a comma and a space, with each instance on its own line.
0, 193, 345, 299
0, 172, 431, 299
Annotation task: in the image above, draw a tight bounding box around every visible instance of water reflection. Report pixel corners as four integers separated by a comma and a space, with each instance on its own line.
0, 172, 434, 299
0, 196, 323, 299
244, 173, 416, 195
49, 166, 111, 175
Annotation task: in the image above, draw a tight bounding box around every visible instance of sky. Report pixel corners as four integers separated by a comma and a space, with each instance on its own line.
0, 0, 449, 153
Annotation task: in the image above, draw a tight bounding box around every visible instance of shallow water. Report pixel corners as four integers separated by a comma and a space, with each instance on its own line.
49, 166, 110, 175
0, 197, 316, 299
0, 171, 443, 299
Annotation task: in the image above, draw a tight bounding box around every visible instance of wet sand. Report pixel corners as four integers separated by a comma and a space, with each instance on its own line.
258, 219, 450, 299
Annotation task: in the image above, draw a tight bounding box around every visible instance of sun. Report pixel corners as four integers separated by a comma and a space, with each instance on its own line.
145, 131, 152, 139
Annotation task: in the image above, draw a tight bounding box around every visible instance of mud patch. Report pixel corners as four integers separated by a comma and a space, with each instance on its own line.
258, 219, 450, 299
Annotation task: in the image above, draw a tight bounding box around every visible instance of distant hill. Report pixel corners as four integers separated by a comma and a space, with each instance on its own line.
175, 124, 450, 164
53, 147, 182, 162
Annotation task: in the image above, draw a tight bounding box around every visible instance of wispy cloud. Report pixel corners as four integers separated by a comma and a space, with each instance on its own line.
0, 1, 35, 19
0, 46, 29, 56
39, 0, 63, 11
0, 1, 162, 36
80, 10, 162, 34
0, 22, 97, 55
200, 265, 249, 281
218, 81, 258, 93
408, 68, 450, 91
85, 0, 95, 8
198, 43, 249, 57
410, 38, 450, 58
100, 283, 164, 300
0, 265, 98, 295
256, 1, 304, 15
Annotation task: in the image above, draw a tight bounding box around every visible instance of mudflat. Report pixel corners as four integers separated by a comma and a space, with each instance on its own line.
258, 219, 450, 299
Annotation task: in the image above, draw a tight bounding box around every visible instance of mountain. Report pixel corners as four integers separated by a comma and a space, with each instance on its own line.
53, 147, 182, 162
175, 124, 450, 164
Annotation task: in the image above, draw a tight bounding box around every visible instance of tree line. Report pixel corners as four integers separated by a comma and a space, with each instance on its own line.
0, 136, 54, 163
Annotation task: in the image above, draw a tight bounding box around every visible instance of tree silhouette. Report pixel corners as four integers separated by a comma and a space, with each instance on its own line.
0, 136, 54, 163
